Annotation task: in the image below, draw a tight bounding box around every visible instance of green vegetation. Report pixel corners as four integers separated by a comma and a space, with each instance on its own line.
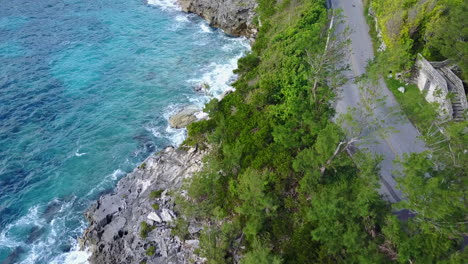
385, 78, 438, 131
139, 162, 146, 170
171, 217, 190, 240
140, 221, 155, 239
149, 190, 163, 199
151, 203, 160, 210
145, 245, 156, 256
175, 0, 467, 263
365, 0, 468, 173
367, 0, 468, 80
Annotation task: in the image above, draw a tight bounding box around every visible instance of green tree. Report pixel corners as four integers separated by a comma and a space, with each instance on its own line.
241, 239, 282, 264
233, 169, 276, 240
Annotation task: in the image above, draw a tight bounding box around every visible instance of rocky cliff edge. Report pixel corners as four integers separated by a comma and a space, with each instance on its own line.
81, 146, 207, 264
178, 0, 258, 39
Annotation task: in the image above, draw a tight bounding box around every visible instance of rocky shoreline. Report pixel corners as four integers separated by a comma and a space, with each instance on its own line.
80, 1, 257, 263
81, 146, 207, 264
179, 0, 258, 40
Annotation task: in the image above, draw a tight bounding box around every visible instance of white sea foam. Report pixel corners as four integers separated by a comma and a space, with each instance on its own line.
195, 111, 209, 120
189, 57, 240, 99
110, 169, 125, 180
165, 126, 186, 146
175, 15, 189, 23
163, 104, 188, 146
155, 38, 249, 147
75, 151, 87, 157
147, 0, 180, 11
0, 197, 91, 264
85, 169, 125, 197
51, 244, 90, 264
0, 206, 45, 250
200, 24, 212, 33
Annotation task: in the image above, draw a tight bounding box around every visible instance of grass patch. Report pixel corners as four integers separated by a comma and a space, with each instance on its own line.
151, 203, 160, 210
171, 217, 190, 240
146, 245, 156, 256
149, 190, 163, 199
385, 78, 438, 132
140, 221, 155, 239
139, 162, 146, 170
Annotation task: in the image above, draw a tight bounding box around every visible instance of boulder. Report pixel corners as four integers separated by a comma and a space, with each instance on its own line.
148, 212, 162, 223
398, 87, 405, 93
185, 239, 200, 248
101, 217, 126, 243
169, 105, 200, 129
160, 209, 174, 222
193, 82, 210, 93
188, 222, 202, 234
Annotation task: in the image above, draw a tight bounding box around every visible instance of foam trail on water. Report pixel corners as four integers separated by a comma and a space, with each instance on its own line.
147, 0, 180, 10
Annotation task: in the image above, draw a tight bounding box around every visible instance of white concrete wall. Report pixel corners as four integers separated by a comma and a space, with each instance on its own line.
416, 56, 453, 120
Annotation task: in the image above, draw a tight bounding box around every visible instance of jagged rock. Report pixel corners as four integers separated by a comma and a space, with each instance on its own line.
193, 82, 210, 93
91, 195, 124, 228
219, 88, 235, 100
160, 209, 174, 222
169, 105, 201, 129
188, 222, 202, 234
101, 217, 126, 243
148, 212, 162, 223
178, 0, 257, 39
81, 146, 207, 264
185, 239, 200, 248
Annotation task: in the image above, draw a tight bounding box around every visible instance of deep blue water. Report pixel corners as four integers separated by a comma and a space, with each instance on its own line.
0, 0, 248, 262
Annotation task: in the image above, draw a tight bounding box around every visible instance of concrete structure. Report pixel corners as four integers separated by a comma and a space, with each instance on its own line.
416, 54, 467, 121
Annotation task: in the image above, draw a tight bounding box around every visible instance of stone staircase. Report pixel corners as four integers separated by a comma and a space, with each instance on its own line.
415, 54, 467, 121
439, 66, 467, 121
450, 92, 466, 121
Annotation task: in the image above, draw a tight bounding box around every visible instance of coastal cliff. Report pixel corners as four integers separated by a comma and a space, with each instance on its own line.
81, 2, 257, 263
81, 146, 207, 264
178, 0, 258, 39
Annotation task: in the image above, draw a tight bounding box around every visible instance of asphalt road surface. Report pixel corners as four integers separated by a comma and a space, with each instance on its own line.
330, 0, 426, 203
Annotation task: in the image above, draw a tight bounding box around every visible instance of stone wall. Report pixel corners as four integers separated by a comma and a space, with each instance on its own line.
416, 55, 453, 119
416, 54, 467, 120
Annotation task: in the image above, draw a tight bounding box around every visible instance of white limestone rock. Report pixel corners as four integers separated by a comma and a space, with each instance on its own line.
148, 212, 162, 223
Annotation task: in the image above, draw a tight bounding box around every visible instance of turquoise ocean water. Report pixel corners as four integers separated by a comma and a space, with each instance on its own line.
0, 0, 248, 262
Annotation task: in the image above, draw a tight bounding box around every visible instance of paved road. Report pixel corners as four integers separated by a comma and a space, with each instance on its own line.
330, 0, 426, 203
